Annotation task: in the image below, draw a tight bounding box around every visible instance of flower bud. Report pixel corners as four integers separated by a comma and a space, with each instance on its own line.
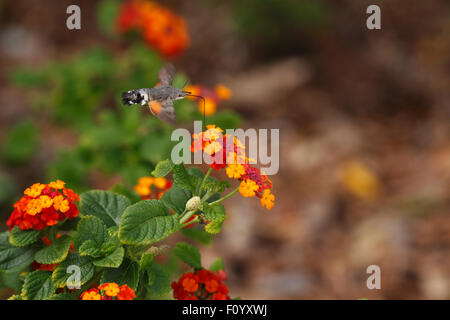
185, 196, 201, 211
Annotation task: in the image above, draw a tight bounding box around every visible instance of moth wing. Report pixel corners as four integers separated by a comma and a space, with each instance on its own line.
158, 63, 176, 86
149, 99, 176, 125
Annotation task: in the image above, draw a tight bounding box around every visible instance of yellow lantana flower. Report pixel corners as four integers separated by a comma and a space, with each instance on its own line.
24, 183, 46, 198
239, 180, 259, 197
226, 164, 245, 179
48, 180, 66, 189
53, 195, 70, 213
260, 189, 275, 210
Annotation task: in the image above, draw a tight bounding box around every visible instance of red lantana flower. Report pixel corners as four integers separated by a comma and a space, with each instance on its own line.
6, 181, 79, 231
116, 0, 189, 58
171, 269, 230, 300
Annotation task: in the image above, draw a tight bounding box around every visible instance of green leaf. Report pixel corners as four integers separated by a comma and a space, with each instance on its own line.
209, 258, 225, 272
152, 159, 174, 177
79, 240, 102, 258
52, 253, 95, 288
203, 203, 226, 228
9, 226, 41, 247
73, 216, 108, 252
0, 231, 35, 272
181, 227, 214, 245
21, 270, 55, 300
146, 263, 171, 296
173, 164, 195, 192
8, 294, 22, 300
93, 247, 124, 268
161, 185, 192, 214
101, 258, 139, 290
34, 235, 72, 264
80, 190, 131, 227
173, 242, 202, 269
203, 179, 231, 194
139, 252, 154, 271
119, 200, 179, 245
205, 220, 225, 234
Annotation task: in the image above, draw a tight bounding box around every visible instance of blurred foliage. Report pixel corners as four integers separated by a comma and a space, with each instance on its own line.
227, 0, 326, 48
2, 119, 38, 165
0, 173, 16, 206
8, 3, 241, 191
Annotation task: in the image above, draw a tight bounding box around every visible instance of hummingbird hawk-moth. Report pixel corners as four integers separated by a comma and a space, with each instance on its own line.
121, 63, 201, 125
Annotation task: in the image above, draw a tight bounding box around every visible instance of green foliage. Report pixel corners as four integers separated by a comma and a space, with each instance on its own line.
146, 263, 171, 296
0, 172, 17, 205
161, 185, 192, 214
0, 163, 238, 299
2, 119, 38, 165
34, 235, 72, 264
230, 0, 326, 44
0, 231, 35, 272
119, 200, 179, 245
203, 203, 226, 234
101, 258, 139, 290
9, 227, 42, 247
209, 258, 225, 272
152, 159, 175, 177
21, 271, 55, 300
80, 190, 131, 227
173, 242, 202, 269
52, 253, 95, 288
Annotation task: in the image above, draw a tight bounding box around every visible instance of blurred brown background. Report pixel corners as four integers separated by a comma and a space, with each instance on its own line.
1, 0, 450, 299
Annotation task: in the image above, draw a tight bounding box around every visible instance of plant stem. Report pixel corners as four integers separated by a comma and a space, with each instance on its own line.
197, 167, 212, 195
209, 186, 239, 205
179, 210, 197, 224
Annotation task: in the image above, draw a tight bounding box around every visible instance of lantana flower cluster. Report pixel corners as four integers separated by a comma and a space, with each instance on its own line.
6, 180, 79, 231
171, 269, 230, 300
191, 125, 275, 210
184, 84, 232, 116
134, 176, 172, 200
81, 283, 136, 300
117, 0, 189, 57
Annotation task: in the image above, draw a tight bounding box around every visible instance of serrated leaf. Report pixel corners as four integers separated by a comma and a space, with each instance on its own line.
34, 235, 72, 264
79, 240, 102, 258
146, 263, 170, 296
173, 164, 195, 191
139, 252, 154, 271
205, 219, 224, 234
203, 203, 226, 223
21, 270, 55, 300
52, 253, 95, 288
93, 247, 124, 268
101, 258, 139, 290
119, 200, 179, 245
73, 216, 108, 251
8, 294, 22, 300
161, 185, 192, 214
152, 159, 174, 177
203, 179, 230, 194
173, 242, 202, 269
0, 231, 35, 271
80, 190, 131, 227
209, 258, 225, 272
9, 226, 41, 247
